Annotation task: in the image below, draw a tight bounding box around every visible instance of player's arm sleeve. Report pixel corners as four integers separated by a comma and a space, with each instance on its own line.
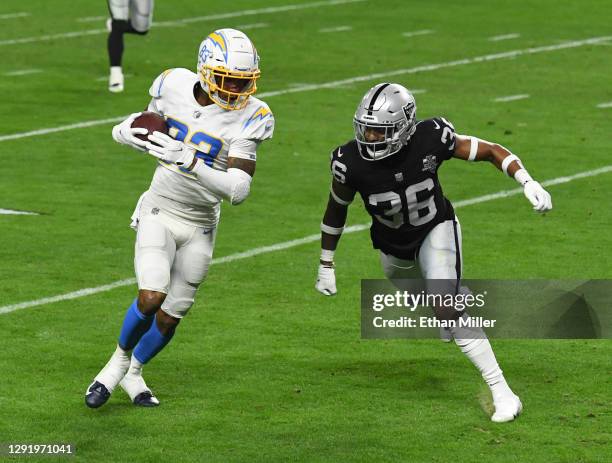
191, 159, 254, 206
228, 138, 260, 161
433, 117, 457, 160
146, 69, 176, 115
321, 148, 357, 255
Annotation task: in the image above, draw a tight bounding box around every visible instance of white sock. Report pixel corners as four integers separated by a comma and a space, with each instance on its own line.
95, 345, 131, 392
126, 355, 144, 377
451, 315, 513, 402
110, 66, 123, 79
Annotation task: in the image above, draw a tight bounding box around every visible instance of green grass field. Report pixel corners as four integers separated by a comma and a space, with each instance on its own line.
0, 0, 610, 461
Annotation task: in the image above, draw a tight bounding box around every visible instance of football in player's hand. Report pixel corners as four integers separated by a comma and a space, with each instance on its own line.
131, 112, 169, 141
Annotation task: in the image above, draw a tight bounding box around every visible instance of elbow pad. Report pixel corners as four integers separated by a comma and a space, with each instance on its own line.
227, 168, 252, 205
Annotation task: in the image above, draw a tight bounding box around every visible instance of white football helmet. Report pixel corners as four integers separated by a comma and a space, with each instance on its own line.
353, 83, 417, 160
197, 28, 260, 110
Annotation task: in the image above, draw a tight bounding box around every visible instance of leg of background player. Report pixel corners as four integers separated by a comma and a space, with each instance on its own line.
107, 0, 153, 92
107, 19, 149, 92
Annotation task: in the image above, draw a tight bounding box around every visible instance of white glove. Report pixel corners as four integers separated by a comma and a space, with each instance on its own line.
523, 180, 552, 213
145, 131, 196, 166
315, 264, 337, 296
111, 112, 148, 152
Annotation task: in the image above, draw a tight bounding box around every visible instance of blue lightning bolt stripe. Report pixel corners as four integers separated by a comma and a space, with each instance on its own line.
207, 31, 228, 63
244, 107, 271, 129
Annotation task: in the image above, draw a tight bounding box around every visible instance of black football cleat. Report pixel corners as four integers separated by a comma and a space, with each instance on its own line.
133, 391, 160, 407
85, 381, 111, 409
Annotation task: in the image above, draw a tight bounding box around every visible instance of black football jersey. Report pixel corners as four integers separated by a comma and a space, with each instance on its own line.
330, 117, 457, 260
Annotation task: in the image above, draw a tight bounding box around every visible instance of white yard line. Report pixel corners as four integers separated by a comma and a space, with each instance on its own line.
494, 94, 530, 102
0, 116, 126, 143
76, 16, 106, 23
0, 0, 365, 46
3, 69, 42, 77
1, 34, 608, 144
0, 12, 30, 20
319, 25, 353, 33
0, 208, 39, 215
234, 22, 269, 30
596, 101, 612, 108
2, 165, 611, 315
489, 33, 521, 42
401, 30, 433, 38
0, 28, 107, 46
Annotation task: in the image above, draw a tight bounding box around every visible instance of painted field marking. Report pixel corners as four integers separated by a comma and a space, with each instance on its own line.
2, 164, 611, 315
489, 33, 521, 42
2, 34, 608, 144
401, 30, 433, 38
0, 116, 125, 143
95, 74, 133, 82
0, 0, 365, 46
494, 94, 530, 102
596, 101, 612, 108
234, 22, 269, 30
76, 16, 106, 23
319, 25, 353, 33
0, 12, 30, 20
0, 28, 106, 46
3, 69, 42, 77
0, 208, 39, 216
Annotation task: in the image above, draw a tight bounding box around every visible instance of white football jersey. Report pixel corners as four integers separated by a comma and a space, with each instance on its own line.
143, 68, 274, 226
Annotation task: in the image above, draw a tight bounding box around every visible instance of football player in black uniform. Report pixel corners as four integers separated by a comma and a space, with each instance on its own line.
107, 0, 154, 92
315, 82, 552, 422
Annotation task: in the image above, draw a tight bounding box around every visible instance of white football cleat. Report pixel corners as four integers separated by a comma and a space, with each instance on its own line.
120, 367, 160, 407
109, 66, 124, 93
491, 394, 522, 422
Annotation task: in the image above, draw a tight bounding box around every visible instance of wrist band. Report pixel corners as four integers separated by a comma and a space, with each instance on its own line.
501, 154, 523, 176
321, 249, 335, 263
514, 168, 533, 185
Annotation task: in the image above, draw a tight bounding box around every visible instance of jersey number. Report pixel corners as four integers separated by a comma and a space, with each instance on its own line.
368, 178, 437, 228
167, 117, 223, 167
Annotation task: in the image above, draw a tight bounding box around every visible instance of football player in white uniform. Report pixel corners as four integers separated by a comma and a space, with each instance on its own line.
316, 83, 552, 422
107, 0, 154, 92
86, 28, 274, 408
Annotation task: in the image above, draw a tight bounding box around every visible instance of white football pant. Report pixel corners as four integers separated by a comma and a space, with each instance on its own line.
133, 198, 215, 318
380, 217, 462, 282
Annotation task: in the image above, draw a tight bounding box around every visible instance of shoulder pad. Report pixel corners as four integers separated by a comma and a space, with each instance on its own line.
148, 68, 194, 98
329, 140, 357, 185
421, 117, 456, 155
241, 100, 274, 141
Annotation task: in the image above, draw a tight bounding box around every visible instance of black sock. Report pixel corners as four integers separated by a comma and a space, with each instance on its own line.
107, 20, 129, 67
108, 19, 149, 67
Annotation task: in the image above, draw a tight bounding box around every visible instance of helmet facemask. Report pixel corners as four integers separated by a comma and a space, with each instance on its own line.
200, 65, 260, 110
354, 117, 412, 161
